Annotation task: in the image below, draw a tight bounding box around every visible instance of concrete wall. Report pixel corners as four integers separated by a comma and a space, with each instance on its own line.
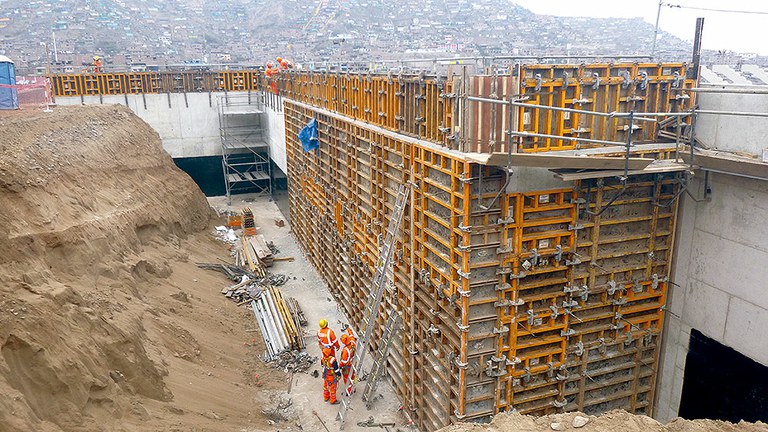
265, 100, 287, 174
696, 89, 768, 157
57, 92, 223, 158
655, 171, 768, 422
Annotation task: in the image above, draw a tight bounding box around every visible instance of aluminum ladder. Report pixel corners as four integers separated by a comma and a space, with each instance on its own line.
361, 310, 401, 408
336, 184, 410, 428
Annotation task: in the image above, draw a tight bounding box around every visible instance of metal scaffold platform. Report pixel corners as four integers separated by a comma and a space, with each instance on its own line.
283, 62, 694, 431
219, 93, 271, 202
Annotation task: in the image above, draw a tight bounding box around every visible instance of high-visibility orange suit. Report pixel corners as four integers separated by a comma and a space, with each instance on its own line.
92, 56, 103, 73
339, 333, 356, 396
317, 319, 340, 355
321, 347, 341, 404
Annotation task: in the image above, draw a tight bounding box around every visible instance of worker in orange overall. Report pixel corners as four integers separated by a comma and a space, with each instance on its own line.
321, 347, 341, 404
264, 62, 280, 94
339, 333, 356, 396
92, 56, 103, 73
317, 319, 340, 355
277, 56, 294, 70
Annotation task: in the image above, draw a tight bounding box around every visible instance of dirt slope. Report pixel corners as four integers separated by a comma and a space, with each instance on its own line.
0, 106, 283, 431
439, 410, 768, 432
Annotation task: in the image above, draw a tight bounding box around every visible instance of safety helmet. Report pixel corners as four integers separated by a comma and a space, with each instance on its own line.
93, 55, 100, 60
266, 62, 273, 68
319, 319, 328, 329
276, 57, 283, 62
322, 348, 332, 357
340, 334, 349, 345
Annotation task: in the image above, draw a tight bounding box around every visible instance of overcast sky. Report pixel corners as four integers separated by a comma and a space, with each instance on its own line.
513, 0, 768, 55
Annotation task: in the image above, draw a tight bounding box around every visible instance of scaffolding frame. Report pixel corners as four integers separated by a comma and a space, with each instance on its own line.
219, 92, 271, 203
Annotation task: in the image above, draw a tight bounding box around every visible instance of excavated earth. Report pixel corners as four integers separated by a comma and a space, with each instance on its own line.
439, 410, 768, 432
0, 105, 284, 431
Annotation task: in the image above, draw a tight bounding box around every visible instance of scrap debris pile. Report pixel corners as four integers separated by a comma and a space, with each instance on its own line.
204, 208, 308, 362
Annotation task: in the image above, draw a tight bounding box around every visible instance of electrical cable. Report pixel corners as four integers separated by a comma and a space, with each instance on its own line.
663, 2, 768, 15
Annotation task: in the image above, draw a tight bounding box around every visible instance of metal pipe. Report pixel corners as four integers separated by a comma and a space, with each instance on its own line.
251, 300, 276, 359
691, 86, 768, 94
264, 287, 290, 349
468, 96, 658, 122
508, 130, 628, 147
695, 109, 768, 118
260, 295, 286, 353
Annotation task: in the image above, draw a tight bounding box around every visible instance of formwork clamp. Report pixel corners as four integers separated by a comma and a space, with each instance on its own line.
456, 270, 471, 280
496, 216, 516, 225
611, 297, 627, 306
553, 397, 568, 408
496, 266, 512, 276
509, 271, 527, 280
560, 329, 575, 338
458, 223, 472, 232
494, 282, 512, 292
456, 322, 470, 333
457, 287, 471, 297
493, 325, 510, 335
454, 358, 469, 369
496, 245, 514, 255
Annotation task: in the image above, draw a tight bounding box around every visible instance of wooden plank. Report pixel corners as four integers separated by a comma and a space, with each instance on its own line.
682, 150, 768, 180
468, 152, 654, 170
552, 160, 688, 181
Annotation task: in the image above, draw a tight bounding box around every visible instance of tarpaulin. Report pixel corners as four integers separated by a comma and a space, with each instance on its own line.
298, 118, 319, 152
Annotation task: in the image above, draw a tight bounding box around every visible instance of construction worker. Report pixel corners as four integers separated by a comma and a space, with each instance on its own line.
277, 56, 294, 70
341, 323, 357, 344
317, 319, 339, 355
339, 333, 356, 395
264, 62, 280, 94
321, 347, 341, 404
92, 56, 103, 73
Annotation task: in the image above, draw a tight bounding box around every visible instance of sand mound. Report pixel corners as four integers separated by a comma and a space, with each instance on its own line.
438, 410, 768, 432
0, 106, 278, 431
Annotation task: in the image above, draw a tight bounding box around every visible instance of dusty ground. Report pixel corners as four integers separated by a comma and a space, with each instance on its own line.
438, 410, 768, 432
209, 194, 412, 432
0, 106, 284, 431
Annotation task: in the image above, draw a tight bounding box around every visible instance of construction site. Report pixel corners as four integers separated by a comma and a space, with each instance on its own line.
2, 21, 768, 432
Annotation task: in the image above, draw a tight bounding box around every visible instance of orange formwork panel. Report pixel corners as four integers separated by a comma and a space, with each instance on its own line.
284, 97, 681, 431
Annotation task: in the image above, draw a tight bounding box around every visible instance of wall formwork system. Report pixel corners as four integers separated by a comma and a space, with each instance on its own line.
284, 62, 694, 431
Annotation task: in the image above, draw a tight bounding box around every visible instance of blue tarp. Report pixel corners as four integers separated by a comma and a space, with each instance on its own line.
298, 118, 319, 152
0, 57, 18, 110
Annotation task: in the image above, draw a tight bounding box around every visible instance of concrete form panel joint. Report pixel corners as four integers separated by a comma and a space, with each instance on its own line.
457, 270, 471, 280
612, 298, 628, 306
454, 357, 469, 368
457, 287, 471, 297
568, 223, 584, 231
494, 282, 512, 292
560, 329, 575, 337
456, 322, 470, 333
458, 223, 472, 232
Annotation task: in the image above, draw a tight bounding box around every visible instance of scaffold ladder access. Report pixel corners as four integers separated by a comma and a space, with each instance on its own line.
337, 183, 411, 428
362, 310, 402, 408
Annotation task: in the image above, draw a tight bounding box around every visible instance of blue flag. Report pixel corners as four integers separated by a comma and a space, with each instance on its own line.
298, 118, 319, 152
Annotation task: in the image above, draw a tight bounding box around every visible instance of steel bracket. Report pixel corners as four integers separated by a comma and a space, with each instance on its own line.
457, 269, 471, 279
458, 223, 472, 232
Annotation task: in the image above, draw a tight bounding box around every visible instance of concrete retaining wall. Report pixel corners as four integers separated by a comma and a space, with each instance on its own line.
56, 93, 223, 159
696, 89, 768, 157
265, 100, 287, 174
656, 172, 768, 421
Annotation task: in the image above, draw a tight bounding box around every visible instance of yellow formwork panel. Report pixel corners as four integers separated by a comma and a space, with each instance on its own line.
285, 99, 680, 430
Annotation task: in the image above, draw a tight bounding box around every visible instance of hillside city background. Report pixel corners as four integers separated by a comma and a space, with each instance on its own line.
0, 0, 759, 74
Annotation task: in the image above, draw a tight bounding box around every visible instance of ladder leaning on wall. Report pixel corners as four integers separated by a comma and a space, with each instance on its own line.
336, 183, 410, 429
